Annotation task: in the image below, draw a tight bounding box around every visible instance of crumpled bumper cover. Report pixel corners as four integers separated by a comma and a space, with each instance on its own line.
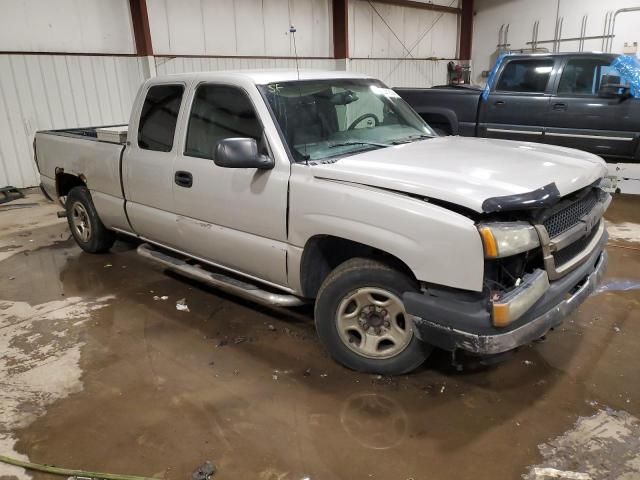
404, 248, 608, 355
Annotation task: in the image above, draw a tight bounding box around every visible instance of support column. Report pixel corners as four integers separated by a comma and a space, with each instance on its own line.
332, 0, 349, 70
129, 0, 155, 77
459, 0, 474, 61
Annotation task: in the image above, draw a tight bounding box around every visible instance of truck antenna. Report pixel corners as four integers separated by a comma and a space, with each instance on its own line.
289, 24, 309, 164
290, 25, 300, 82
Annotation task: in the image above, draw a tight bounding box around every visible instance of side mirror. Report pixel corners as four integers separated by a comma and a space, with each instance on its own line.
598, 83, 630, 99
214, 138, 274, 170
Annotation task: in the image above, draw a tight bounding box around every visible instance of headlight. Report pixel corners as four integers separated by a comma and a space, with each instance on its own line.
478, 222, 540, 258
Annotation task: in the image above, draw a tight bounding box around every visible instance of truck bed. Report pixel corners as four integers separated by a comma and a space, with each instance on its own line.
35, 125, 128, 219
40, 124, 128, 144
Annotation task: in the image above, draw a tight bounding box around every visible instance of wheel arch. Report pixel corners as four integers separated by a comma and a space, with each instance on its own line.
56, 169, 87, 198
299, 235, 417, 299
417, 107, 459, 135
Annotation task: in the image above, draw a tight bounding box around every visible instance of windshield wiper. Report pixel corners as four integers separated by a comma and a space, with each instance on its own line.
328, 141, 389, 149
390, 134, 435, 145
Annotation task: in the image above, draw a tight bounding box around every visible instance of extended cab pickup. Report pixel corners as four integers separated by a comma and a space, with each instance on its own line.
396, 52, 640, 163
36, 70, 610, 374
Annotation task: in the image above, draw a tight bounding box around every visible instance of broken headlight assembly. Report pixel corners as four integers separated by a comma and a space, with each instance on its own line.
478, 222, 540, 258
479, 222, 548, 327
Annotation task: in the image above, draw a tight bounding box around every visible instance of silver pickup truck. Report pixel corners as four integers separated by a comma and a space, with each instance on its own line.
35, 70, 610, 374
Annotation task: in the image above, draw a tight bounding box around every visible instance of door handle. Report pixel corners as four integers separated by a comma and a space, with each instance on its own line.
552, 102, 568, 111
494, 100, 506, 106
174, 171, 193, 188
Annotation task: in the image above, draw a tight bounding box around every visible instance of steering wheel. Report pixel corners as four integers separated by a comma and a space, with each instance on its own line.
347, 113, 379, 130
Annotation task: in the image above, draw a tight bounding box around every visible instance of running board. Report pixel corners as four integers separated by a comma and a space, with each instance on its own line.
136, 243, 305, 307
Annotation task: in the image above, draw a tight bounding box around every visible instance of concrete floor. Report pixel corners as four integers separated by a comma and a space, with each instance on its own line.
1, 192, 639, 480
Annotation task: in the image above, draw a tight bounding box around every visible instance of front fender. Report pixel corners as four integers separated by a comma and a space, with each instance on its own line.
288, 169, 485, 292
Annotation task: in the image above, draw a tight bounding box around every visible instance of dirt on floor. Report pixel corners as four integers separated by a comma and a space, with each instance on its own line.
0, 192, 639, 480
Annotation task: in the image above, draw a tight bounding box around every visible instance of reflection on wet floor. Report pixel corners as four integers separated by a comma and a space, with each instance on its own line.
594, 278, 640, 294
340, 393, 409, 450
0, 193, 639, 480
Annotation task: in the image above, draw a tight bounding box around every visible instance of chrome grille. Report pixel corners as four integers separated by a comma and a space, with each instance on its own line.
553, 221, 601, 267
543, 190, 599, 238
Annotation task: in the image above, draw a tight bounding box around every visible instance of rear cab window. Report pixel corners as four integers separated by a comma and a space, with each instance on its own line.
496, 59, 554, 93
138, 84, 185, 152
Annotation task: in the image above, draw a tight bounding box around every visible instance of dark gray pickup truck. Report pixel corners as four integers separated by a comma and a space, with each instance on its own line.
396, 52, 640, 163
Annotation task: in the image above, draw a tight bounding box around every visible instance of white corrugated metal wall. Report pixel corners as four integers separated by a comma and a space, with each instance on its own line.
0, 55, 146, 188
0, 0, 460, 188
146, 0, 334, 57
155, 57, 342, 76
348, 58, 450, 87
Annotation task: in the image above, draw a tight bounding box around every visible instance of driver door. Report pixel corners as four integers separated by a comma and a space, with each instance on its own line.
171, 82, 290, 287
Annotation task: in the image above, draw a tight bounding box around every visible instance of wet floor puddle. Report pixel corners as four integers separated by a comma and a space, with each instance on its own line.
0, 210, 639, 479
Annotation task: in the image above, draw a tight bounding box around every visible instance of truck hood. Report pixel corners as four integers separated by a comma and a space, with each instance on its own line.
312, 136, 607, 213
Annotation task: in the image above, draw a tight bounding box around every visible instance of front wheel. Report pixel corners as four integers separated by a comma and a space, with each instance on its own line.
66, 186, 116, 253
314, 258, 432, 375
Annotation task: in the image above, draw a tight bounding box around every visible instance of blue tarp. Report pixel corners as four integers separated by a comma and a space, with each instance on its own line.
609, 55, 640, 98
482, 52, 509, 101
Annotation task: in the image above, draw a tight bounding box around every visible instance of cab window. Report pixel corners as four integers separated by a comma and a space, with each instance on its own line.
496, 59, 554, 93
557, 58, 611, 95
185, 84, 262, 160
138, 84, 184, 152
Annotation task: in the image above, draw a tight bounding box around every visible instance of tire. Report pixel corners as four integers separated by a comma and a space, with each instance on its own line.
66, 186, 116, 253
314, 258, 432, 375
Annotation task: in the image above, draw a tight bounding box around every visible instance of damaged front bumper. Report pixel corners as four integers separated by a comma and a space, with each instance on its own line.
403, 244, 608, 355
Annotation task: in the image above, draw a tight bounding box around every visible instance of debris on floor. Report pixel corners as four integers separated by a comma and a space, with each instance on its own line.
0, 186, 24, 204
272, 369, 292, 380
191, 461, 216, 480
176, 298, 190, 312
0, 453, 158, 480
524, 409, 640, 479
233, 336, 253, 345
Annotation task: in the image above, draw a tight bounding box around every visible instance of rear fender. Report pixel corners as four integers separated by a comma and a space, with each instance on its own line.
417, 107, 459, 135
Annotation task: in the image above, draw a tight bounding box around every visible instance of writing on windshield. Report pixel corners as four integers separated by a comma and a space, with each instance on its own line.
259, 79, 435, 162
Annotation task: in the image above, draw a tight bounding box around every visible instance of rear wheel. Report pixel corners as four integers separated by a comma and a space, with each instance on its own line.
314, 258, 432, 374
66, 186, 116, 253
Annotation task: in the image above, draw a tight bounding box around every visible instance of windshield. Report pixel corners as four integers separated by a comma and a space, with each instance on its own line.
259, 79, 435, 162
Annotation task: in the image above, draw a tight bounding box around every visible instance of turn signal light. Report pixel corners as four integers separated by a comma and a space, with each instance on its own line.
479, 227, 498, 258
491, 303, 511, 327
